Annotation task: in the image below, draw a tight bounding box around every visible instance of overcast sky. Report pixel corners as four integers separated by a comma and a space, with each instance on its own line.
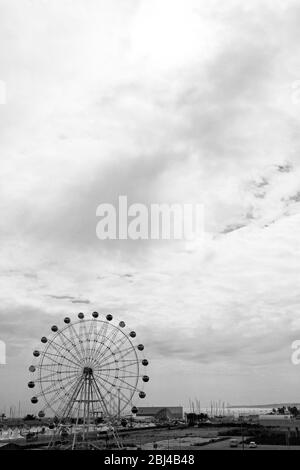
1, 0, 300, 413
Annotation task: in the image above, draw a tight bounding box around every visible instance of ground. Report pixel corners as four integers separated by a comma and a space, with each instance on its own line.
2, 426, 300, 450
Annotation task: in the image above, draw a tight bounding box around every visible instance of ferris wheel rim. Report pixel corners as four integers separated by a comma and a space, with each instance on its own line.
29, 313, 149, 420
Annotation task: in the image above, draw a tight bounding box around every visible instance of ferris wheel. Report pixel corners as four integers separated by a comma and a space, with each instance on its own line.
28, 312, 149, 448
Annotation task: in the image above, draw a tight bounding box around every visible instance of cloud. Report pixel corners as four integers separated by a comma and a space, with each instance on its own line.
47, 295, 76, 301
71, 299, 90, 305
1, 0, 300, 408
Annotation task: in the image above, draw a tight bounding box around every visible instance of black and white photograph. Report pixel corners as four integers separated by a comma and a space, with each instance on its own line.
1, 0, 300, 456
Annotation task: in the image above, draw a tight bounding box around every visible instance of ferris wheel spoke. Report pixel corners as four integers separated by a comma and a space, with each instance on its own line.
56, 328, 85, 364
86, 319, 97, 360
96, 373, 135, 395
92, 372, 128, 411
90, 320, 115, 350
37, 376, 80, 389
115, 387, 134, 409
88, 331, 103, 366
99, 348, 137, 367
97, 343, 135, 367
39, 370, 80, 393
117, 344, 139, 360
41, 348, 81, 370
94, 329, 125, 364
111, 375, 140, 392
119, 359, 139, 369
51, 377, 84, 418
46, 339, 83, 368
90, 375, 111, 416
94, 344, 119, 366
40, 351, 65, 364
36, 370, 59, 382
114, 344, 139, 363
85, 319, 96, 362
59, 376, 85, 418
51, 374, 83, 408
93, 372, 133, 403
118, 373, 140, 379
92, 361, 116, 372
97, 336, 128, 363
38, 369, 81, 395
41, 360, 79, 374
68, 323, 88, 361
38, 369, 81, 384
47, 335, 80, 363
102, 325, 120, 349
42, 392, 65, 415
91, 321, 109, 362
91, 318, 110, 351
94, 366, 140, 397
98, 344, 133, 366
34, 362, 72, 369
35, 366, 80, 381
92, 357, 118, 371
109, 385, 133, 412
38, 377, 79, 386
92, 343, 116, 367
37, 382, 66, 399
90, 333, 129, 368
80, 320, 95, 362
41, 351, 78, 370
104, 333, 130, 359
92, 383, 112, 416
91, 342, 112, 367
92, 360, 139, 376
79, 319, 89, 359
89, 323, 103, 362
37, 373, 79, 384
95, 360, 139, 373
94, 367, 139, 378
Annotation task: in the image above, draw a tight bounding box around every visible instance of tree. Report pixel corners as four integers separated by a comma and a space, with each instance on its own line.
277, 407, 286, 415
288, 406, 299, 417
53, 415, 59, 425
23, 414, 36, 421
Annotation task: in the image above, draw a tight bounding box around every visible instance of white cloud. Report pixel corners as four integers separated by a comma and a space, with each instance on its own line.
1, 0, 300, 410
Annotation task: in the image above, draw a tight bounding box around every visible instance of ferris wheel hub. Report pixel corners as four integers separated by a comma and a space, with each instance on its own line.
83, 366, 93, 376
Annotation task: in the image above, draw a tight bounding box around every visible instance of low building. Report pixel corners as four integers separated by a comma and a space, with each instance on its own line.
0, 442, 21, 450
217, 415, 237, 424
238, 414, 259, 424
136, 406, 183, 420
259, 414, 293, 428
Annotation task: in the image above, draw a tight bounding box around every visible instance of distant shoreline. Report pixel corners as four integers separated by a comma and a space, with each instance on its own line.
229, 403, 300, 409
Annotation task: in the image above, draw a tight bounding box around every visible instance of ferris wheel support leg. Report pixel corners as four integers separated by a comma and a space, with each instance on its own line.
72, 376, 86, 450
90, 376, 123, 449
48, 376, 84, 449
79, 369, 95, 448
86, 374, 92, 442
82, 378, 87, 445
110, 425, 123, 449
